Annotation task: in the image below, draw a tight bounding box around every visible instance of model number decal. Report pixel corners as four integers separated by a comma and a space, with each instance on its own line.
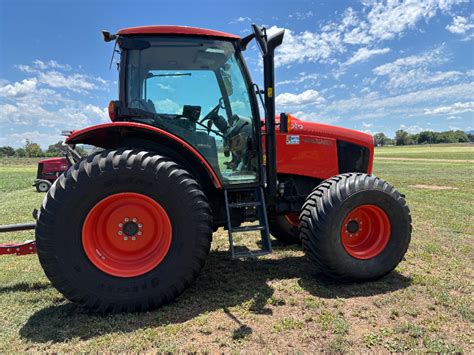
291, 122, 304, 130
302, 137, 333, 146
286, 135, 300, 145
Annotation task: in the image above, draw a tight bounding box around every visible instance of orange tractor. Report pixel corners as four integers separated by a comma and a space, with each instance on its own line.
0, 25, 411, 313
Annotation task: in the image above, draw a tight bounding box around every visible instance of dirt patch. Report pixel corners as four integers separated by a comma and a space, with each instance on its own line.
409, 184, 458, 190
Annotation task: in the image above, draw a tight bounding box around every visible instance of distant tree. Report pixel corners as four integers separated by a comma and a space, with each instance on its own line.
15, 148, 26, 157
24, 139, 44, 157
46, 141, 65, 157
467, 133, 474, 142
417, 131, 435, 144
395, 130, 410, 146
75, 145, 88, 157
0, 146, 15, 157
373, 132, 391, 146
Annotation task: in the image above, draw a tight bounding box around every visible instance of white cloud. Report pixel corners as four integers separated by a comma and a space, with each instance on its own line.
265, 1, 468, 69
153, 99, 181, 114
288, 11, 314, 20
269, 26, 345, 67
343, 26, 372, 45
372, 46, 465, 89
0, 131, 63, 149
399, 124, 425, 134
17, 59, 72, 73
362, 122, 373, 128
374, 46, 446, 76
446, 15, 474, 34
364, 0, 468, 41
344, 47, 390, 65
424, 101, 474, 115
0, 78, 37, 98
277, 72, 320, 86
38, 71, 96, 93
276, 89, 325, 107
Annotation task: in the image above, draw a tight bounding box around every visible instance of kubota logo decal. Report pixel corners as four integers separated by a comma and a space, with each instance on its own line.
286, 135, 300, 145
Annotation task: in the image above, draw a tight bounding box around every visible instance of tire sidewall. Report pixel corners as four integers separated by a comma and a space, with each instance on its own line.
320, 189, 411, 279
40, 158, 210, 303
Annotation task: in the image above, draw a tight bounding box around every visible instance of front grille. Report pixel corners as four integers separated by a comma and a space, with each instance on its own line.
337, 140, 370, 173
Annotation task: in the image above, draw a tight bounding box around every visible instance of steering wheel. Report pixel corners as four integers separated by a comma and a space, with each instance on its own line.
200, 98, 225, 124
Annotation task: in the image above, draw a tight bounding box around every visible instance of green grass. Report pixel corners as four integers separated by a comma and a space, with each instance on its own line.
375, 143, 474, 160
0, 147, 473, 352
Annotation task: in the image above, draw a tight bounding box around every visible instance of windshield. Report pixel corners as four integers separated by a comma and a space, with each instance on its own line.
123, 37, 259, 185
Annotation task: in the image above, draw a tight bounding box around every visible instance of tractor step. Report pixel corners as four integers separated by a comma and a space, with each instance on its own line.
233, 225, 266, 232
224, 187, 272, 259
0, 240, 37, 256
228, 201, 262, 208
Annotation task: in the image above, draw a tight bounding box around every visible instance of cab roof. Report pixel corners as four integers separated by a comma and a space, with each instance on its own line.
117, 26, 240, 40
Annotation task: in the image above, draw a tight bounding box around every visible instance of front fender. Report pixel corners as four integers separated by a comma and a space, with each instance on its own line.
66, 122, 222, 188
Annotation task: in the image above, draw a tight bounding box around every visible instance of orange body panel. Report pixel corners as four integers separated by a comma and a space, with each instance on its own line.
266, 116, 374, 180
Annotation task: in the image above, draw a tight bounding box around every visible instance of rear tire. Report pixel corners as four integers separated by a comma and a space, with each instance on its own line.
300, 173, 411, 281
36, 149, 212, 312
269, 214, 301, 245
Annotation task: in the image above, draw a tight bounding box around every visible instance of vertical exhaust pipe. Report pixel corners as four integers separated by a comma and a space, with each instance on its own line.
252, 25, 285, 197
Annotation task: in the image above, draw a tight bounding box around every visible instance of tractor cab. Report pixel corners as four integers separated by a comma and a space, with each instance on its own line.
109, 27, 264, 185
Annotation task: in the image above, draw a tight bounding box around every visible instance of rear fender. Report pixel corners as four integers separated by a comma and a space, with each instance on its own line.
66, 122, 222, 188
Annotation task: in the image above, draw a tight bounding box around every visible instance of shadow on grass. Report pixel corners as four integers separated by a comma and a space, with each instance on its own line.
0, 282, 51, 294
20, 250, 411, 343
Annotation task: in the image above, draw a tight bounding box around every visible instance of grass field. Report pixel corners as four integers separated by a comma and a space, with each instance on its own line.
0, 144, 473, 352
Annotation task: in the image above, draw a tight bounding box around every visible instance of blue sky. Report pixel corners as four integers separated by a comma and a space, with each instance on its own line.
0, 0, 473, 148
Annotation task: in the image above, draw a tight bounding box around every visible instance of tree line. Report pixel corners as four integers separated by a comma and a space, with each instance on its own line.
374, 130, 473, 146
0, 140, 86, 158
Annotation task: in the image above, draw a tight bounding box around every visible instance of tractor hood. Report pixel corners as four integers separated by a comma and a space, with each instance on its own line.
285, 116, 374, 149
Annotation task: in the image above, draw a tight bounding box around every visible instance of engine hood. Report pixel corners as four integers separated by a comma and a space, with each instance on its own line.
286, 116, 374, 149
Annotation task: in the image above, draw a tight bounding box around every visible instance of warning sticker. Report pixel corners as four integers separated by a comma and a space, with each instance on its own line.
286, 135, 300, 145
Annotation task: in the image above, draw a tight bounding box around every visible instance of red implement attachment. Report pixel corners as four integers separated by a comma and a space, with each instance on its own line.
0, 240, 36, 256
0, 222, 37, 256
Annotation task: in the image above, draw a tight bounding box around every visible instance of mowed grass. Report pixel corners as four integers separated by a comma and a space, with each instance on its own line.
0, 145, 473, 352
375, 143, 474, 160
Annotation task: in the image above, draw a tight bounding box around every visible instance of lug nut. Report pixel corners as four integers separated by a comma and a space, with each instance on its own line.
125, 218, 129, 222
138, 224, 143, 228
118, 231, 122, 235
118, 223, 123, 227
124, 236, 128, 241
132, 218, 137, 222
132, 236, 136, 241
138, 231, 142, 236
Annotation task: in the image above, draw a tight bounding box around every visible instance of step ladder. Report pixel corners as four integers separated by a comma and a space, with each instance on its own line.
224, 187, 272, 258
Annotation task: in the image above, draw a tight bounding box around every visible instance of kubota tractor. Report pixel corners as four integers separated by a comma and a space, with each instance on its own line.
0, 25, 411, 313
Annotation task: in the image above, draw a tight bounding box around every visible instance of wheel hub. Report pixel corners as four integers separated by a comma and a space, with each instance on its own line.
82, 192, 172, 277
346, 220, 359, 234
340, 204, 391, 260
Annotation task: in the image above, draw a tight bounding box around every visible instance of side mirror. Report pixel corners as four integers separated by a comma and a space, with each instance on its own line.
280, 113, 289, 133
251, 24, 268, 56
101, 30, 117, 42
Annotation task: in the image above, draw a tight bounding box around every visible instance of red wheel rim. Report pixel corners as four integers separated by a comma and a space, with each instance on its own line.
284, 213, 300, 227
340, 204, 390, 260
82, 192, 172, 277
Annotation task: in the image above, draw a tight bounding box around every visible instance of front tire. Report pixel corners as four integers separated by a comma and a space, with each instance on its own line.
35, 180, 51, 193
36, 149, 212, 312
300, 173, 411, 281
